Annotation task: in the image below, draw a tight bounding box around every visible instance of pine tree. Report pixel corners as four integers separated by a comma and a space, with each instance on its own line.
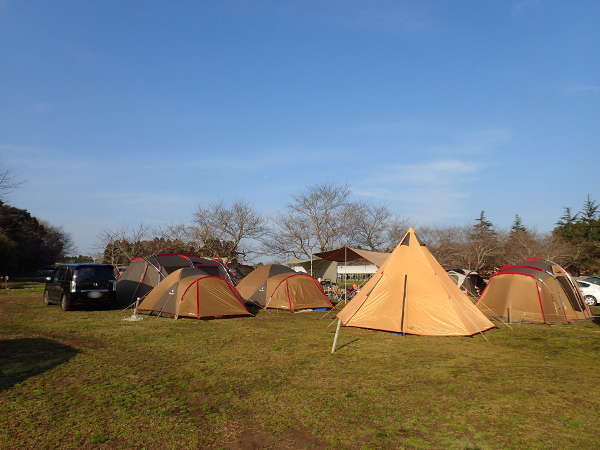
580, 194, 599, 223
470, 211, 496, 239
556, 207, 576, 227
511, 214, 527, 234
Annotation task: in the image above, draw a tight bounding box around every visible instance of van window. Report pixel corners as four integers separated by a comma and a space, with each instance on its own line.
74, 266, 115, 282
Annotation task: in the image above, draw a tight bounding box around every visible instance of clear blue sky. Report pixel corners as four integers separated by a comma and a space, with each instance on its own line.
1, 0, 598, 255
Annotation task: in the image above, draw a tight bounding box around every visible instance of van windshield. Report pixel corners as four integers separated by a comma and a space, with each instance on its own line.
75, 266, 115, 281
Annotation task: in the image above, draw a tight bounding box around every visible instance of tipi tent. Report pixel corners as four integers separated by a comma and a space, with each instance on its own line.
336, 228, 494, 336
136, 268, 251, 319
237, 264, 333, 311
476, 259, 592, 323
116, 253, 232, 306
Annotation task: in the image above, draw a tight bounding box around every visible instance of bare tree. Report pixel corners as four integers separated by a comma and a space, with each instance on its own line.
192, 201, 266, 260
0, 168, 22, 200
263, 184, 353, 259
385, 218, 410, 250
346, 203, 392, 251
97, 224, 151, 265
262, 214, 317, 259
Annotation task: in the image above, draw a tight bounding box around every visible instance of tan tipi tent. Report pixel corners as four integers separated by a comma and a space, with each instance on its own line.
476, 259, 591, 324
336, 228, 494, 336
136, 268, 251, 319
237, 264, 333, 311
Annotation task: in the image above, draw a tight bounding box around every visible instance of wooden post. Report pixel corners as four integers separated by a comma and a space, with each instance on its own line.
331, 319, 342, 353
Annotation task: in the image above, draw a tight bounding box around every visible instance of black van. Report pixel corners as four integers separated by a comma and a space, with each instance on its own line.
43, 264, 117, 311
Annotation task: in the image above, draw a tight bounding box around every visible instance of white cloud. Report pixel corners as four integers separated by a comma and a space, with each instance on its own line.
0, 144, 89, 171
378, 159, 479, 186
566, 84, 600, 95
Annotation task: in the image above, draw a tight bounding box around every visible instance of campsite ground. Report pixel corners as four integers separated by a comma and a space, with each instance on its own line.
1, 285, 600, 449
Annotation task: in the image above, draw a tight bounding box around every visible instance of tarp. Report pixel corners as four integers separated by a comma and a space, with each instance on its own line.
236, 264, 333, 311
476, 258, 592, 324
136, 268, 251, 319
314, 247, 390, 267
336, 228, 494, 336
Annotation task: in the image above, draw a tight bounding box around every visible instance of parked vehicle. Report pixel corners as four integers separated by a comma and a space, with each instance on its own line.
582, 276, 600, 287
577, 281, 600, 306
43, 264, 117, 311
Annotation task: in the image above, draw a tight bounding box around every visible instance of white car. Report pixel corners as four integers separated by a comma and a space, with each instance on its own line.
577, 281, 600, 306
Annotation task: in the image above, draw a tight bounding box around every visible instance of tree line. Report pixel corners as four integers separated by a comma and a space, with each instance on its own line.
99, 184, 600, 275
0, 170, 73, 275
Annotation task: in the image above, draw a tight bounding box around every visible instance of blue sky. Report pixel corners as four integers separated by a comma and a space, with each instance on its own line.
1, 0, 599, 255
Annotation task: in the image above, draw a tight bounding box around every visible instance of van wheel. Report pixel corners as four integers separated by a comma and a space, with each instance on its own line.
584, 295, 597, 306
60, 294, 71, 311
43, 291, 51, 305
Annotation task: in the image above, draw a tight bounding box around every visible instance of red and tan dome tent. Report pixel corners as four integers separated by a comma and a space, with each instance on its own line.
336, 228, 494, 337
236, 264, 332, 311
116, 253, 232, 306
136, 268, 251, 319
476, 258, 592, 324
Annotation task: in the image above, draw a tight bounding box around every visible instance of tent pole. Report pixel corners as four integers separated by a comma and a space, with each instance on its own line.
344, 247, 347, 305
400, 274, 408, 335
310, 253, 313, 277
331, 319, 342, 353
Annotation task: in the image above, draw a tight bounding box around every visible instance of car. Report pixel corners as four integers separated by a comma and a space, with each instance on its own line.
576, 280, 600, 306
43, 264, 117, 311
582, 276, 600, 287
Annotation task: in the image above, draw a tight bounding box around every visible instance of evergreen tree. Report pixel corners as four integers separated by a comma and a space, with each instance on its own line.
470, 211, 496, 239
0, 201, 71, 274
552, 196, 600, 272
580, 194, 599, 223
510, 214, 527, 234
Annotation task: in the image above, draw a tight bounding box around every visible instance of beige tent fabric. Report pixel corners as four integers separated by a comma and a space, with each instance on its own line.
350, 248, 390, 267
137, 268, 251, 319
336, 228, 494, 336
237, 264, 333, 311
476, 260, 592, 324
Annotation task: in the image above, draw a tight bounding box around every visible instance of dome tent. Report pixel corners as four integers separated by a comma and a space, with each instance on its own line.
236, 264, 332, 311
476, 258, 592, 324
116, 253, 232, 307
136, 268, 251, 319
336, 228, 494, 337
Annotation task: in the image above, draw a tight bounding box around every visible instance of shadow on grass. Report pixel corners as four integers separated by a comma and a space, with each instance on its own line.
0, 338, 79, 392
335, 338, 360, 352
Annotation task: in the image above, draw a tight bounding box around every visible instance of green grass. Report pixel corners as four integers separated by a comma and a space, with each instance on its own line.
1, 287, 600, 449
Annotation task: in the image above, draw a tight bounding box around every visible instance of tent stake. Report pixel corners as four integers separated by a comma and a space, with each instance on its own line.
331, 319, 342, 353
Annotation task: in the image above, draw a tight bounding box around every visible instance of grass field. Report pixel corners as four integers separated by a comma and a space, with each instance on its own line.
1, 285, 600, 449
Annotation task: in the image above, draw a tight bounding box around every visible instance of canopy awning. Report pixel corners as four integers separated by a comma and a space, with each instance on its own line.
314, 247, 390, 267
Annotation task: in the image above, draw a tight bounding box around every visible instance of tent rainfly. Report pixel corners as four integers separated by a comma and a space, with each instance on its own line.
314, 247, 390, 267
236, 264, 333, 311
136, 268, 251, 319
476, 259, 592, 324
335, 228, 495, 338
116, 253, 232, 307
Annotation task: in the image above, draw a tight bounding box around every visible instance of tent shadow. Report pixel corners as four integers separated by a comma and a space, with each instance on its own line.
335, 338, 360, 352
0, 338, 79, 392
245, 303, 263, 316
